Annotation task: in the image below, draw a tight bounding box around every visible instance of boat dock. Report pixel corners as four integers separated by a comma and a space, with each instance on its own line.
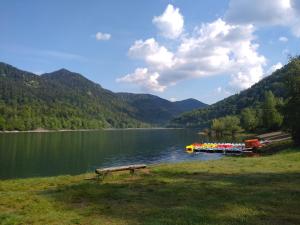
186, 132, 291, 155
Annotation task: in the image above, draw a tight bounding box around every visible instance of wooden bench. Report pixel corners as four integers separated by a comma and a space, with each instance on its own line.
95, 164, 147, 180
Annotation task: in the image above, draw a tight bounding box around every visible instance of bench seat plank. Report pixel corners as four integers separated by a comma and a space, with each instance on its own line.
95, 164, 147, 174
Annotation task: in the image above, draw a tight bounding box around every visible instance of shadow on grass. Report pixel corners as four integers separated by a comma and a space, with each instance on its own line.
46, 171, 300, 225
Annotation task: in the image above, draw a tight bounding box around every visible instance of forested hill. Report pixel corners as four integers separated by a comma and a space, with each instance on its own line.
117, 93, 207, 124
0, 62, 206, 130
169, 58, 299, 128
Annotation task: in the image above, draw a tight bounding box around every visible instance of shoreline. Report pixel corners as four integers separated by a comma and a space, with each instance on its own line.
0, 128, 101, 133
0, 127, 183, 134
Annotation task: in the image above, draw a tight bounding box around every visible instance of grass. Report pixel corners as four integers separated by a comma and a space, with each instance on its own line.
1, 148, 300, 225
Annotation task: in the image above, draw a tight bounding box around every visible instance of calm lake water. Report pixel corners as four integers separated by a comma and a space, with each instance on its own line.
0, 129, 227, 179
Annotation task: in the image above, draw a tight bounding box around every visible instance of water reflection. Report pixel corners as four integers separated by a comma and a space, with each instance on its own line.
0, 129, 229, 179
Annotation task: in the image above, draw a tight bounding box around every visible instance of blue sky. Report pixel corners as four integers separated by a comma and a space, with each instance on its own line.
0, 0, 299, 104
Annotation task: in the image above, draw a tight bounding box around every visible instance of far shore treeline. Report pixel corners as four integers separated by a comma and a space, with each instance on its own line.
207, 90, 283, 137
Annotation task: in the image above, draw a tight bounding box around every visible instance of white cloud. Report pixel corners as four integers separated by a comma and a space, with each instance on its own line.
152, 4, 184, 39
119, 1, 278, 93
116, 68, 166, 92
225, 0, 300, 37
278, 36, 288, 42
95, 32, 111, 41
229, 65, 264, 90
118, 18, 266, 92
169, 97, 177, 102
176, 19, 266, 90
128, 38, 175, 69
266, 62, 283, 75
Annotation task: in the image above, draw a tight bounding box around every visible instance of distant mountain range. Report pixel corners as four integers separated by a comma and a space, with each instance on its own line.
0, 62, 207, 130
170, 58, 298, 128
117, 93, 206, 124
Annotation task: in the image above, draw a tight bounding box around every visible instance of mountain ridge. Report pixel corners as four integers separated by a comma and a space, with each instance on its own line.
117, 92, 207, 124
0, 62, 207, 130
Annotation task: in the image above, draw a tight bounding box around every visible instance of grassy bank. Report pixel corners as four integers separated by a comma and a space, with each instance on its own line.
1, 149, 300, 225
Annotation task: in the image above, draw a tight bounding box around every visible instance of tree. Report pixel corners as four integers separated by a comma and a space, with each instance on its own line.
283, 57, 300, 145
9, 116, 25, 131
0, 116, 5, 130
211, 115, 242, 136
223, 115, 242, 136
211, 118, 225, 136
241, 108, 259, 131
262, 91, 283, 131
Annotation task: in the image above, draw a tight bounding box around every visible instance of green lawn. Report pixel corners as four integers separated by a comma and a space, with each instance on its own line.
1, 148, 300, 225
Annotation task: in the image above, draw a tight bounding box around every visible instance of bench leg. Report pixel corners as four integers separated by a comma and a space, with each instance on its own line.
130, 169, 135, 175
96, 172, 108, 181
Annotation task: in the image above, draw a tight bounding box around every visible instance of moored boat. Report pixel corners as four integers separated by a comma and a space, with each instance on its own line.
186, 139, 265, 154
186, 142, 246, 154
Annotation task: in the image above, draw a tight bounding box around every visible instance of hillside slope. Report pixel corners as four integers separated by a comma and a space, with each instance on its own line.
170, 58, 299, 128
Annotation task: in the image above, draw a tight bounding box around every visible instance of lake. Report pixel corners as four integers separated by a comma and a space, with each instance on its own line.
0, 129, 226, 179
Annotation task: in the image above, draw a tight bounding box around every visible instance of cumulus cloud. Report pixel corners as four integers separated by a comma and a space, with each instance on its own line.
128, 38, 175, 69
266, 62, 283, 75
225, 0, 300, 37
153, 4, 184, 39
95, 32, 111, 41
116, 68, 166, 92
118, 18, 266, 92
177, 19, 266, 90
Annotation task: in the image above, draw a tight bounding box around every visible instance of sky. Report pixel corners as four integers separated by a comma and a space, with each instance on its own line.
0, 0, 299, 104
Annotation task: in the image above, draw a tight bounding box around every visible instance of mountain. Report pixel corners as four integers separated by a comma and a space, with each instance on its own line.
0, 62, 207, 130
117, 93, 207, 124
173, 98, 207, 112
170, 58, 299, 128
0, 62, 145, 130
